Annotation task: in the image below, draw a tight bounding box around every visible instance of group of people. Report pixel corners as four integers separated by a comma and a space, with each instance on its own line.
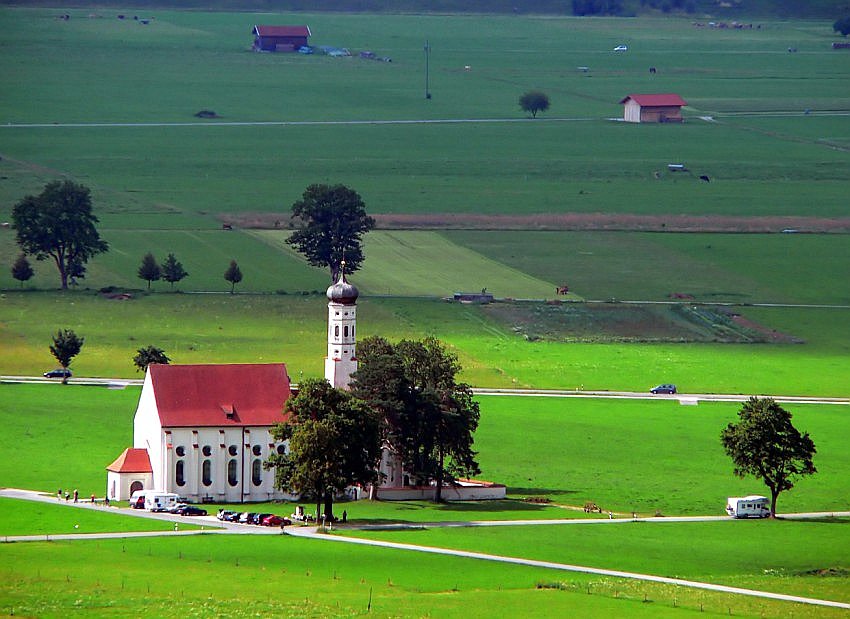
57, 487, 110, 506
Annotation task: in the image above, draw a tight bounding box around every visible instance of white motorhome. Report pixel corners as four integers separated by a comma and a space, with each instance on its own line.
145, 492, 180, 512
726, 495, 770, 518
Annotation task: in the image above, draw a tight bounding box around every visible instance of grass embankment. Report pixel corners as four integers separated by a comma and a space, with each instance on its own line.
0, 497, 202, 536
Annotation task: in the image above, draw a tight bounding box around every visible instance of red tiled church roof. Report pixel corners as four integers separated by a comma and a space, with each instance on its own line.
149, 363, 291, 428
253, 25, 311, 37
106, 448, 152, 473
619, 94, 687, 107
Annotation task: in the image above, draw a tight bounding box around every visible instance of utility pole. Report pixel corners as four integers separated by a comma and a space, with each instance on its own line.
424, 39, 431, 100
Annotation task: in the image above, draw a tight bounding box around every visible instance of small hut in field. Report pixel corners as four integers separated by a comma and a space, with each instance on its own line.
619, 94, 687, 123
252, 25, 311, 52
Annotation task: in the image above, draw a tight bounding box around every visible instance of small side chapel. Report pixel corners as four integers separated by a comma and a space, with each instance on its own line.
107, 268, 504, 503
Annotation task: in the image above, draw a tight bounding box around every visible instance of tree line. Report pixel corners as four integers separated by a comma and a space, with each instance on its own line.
9, 180, 373, 293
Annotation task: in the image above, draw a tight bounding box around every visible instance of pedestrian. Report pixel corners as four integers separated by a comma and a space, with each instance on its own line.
64, 492, 70, 501
104, 495, 110, 507
608, 511, 613, 520
73, 489, 78, 503
90, 493, 96, 504
57, 488, 62, 501
342, 510, 347, 523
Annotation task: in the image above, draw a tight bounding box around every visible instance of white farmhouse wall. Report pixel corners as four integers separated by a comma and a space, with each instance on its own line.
623, 100, 641, 123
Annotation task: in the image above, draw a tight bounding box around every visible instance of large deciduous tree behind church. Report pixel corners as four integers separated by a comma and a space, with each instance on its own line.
12, 180, 108, 290
266, 378, 381, 521
287, 183, 375, 280
352, 336, 481, 503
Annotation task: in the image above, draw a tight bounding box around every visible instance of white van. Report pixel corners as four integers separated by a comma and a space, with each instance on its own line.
129, 489, 149, 509
145, 492, 180, 512
726, 495, 770, 518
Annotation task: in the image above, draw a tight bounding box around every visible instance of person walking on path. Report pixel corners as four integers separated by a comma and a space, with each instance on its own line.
57, 488, 62, 501
73, 489, 78, 503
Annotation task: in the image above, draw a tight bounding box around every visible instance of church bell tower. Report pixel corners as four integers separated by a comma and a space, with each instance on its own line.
324, 263, 359, 390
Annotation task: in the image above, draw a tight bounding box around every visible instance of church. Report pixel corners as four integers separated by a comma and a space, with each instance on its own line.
106, 270, 505, 503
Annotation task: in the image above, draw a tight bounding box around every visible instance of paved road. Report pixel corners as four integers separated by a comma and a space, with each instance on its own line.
3, 376, 847, 405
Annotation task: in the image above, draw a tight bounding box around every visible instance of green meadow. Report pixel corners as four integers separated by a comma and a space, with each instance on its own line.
1, 7, 848, 616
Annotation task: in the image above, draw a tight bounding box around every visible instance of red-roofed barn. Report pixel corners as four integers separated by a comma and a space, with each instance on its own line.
620, 94, 687, 123
107, 363, 296, 504
252, 25, 311, 52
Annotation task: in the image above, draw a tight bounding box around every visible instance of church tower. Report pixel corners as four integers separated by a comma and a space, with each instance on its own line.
324, 263, 359, 390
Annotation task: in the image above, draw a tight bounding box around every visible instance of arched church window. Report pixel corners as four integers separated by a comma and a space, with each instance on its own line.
175, 445, 185, 457
227, 459, 238, 486
252, 459, 262, 486
202, 460, 212, 486
202, 445, 212, 457
175, 460, 185, 486
228, 445, 238, 456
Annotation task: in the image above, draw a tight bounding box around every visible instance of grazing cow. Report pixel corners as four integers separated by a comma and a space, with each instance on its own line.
556, 285, 569, 295
699, 175, 711, 182
222, 223, 233, 230
649, 66, 657, 74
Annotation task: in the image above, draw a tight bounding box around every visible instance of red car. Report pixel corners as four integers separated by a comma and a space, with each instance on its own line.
261, 515, 291, 527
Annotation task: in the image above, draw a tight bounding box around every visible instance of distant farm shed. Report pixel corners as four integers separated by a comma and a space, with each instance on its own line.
620, 94, 687, 123
252, 25, 311, 52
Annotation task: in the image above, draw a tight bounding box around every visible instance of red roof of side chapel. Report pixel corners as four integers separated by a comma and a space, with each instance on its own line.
619, 94, 687, 107
106, 448, 152, 473
148, 364, 291, 428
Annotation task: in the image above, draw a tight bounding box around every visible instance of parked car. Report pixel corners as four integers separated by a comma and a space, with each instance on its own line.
238, 512, 256, 524
650, 384, 677, 394
174, 504, 208, 517
251, 512, 273, 525
217, 509, 238, 521
613, 44, 628, 51
261, 515, 292, 527
43, 368, 72, 379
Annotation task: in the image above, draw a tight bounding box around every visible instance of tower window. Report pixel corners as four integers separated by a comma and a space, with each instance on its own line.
335, 325, 339, 337
343, 325, 349, 337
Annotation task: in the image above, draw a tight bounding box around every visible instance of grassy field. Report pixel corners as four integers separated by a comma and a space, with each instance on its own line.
3, 383, 846, 518
6, 532, 833, 618
344, 518, 850, 604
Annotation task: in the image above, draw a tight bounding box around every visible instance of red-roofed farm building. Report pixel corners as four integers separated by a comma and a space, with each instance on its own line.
252, 25, 311, 52
620, 94, 687, 123
107, 363, 297, 504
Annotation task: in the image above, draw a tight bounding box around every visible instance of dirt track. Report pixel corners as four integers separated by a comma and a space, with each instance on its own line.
230, 212, 850, 233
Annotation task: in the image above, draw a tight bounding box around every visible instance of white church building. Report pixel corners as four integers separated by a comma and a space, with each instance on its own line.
107, 269, 504, 503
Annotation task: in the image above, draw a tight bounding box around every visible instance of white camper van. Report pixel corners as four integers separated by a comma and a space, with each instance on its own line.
726, 495, 770, 518
145, 492, 180, 512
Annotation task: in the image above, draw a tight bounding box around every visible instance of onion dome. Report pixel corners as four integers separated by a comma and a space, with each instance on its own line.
326, 264, 359, 305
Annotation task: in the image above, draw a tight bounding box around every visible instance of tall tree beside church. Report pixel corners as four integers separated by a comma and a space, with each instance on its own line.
287, 183, 375, 280
265, 378, 381, 522
49, 328, 84, 384
12, 180, 108, 289
352, 336, 481, 503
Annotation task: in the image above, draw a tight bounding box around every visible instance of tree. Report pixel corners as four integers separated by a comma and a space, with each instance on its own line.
351, 336, 481, 503
161, 253, 188, 290
12, 180, 108, 289
265, 378, 381, 522
287, 183, 375, 280
224, 259, 242, 294
137, 252, 161, 290
49, 329, 84, 384
834, 17, 850, 37
11, 253, 34, 288
519, 90, 550, 118
133, 345, 170, 373
721, 397, 816, 518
